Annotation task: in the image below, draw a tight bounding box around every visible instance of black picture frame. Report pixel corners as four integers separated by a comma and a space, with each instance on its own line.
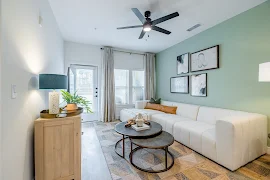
177, 53, 189, 75
170, 76, 189, 94
190, 45, 219, 72
191, 73, 207, 97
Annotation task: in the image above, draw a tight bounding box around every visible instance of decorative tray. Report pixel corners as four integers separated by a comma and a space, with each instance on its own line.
40, 107, 83, 118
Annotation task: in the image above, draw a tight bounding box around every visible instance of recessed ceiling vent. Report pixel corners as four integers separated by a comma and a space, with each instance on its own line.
187, 24, 201, 32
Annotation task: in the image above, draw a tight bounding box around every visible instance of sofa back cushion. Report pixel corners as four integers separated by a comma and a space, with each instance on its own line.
161, 101, 200, 120
197, 106, 250, 124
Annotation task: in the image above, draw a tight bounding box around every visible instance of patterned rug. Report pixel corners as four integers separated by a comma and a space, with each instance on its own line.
93, 121, 270, 180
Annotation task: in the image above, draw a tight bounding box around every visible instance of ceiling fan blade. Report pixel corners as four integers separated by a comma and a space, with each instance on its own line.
152, 12, 179, 26
152, 26, 171, 34
139, 30, 146, 39
117, 25, 143, 30
132, 8, 146, 24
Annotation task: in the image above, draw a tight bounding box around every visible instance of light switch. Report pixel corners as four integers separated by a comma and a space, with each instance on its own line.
11, 85, 17, 99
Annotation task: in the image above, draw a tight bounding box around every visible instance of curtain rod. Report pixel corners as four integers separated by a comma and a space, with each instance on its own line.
100, 48, 146, 56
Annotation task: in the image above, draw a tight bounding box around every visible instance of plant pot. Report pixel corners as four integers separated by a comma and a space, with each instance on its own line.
66, 103, 78, 111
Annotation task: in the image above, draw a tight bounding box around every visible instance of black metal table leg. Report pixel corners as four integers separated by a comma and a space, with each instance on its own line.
130, 141, 133, 162
165, 147, 168, 169
122, 135, 125, 158
129, 146, 174, 173
115, 136, 129, 158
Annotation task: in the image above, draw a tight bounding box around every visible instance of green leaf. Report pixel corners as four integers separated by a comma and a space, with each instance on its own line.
60, 90, 93, 113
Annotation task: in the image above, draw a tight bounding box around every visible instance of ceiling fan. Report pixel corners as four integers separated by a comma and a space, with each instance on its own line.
117, 8, 179, 39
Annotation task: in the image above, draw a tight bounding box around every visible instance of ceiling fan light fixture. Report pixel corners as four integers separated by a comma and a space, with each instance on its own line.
117, 8, 179, 39
143, 24, 152, 32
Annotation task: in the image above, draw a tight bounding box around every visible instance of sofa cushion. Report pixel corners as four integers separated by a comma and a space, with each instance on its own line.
151, 114, 193, 134
202, 129, 216, 161
170, 102, 200, 120
173, 121, 214, 153
197, 106, 250, 125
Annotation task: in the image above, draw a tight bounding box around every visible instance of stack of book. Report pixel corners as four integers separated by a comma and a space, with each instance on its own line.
131, 124, 150, 131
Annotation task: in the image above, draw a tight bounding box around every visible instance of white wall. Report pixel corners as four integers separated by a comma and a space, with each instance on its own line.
1, 0, 64, 179
65, 41, 102, 70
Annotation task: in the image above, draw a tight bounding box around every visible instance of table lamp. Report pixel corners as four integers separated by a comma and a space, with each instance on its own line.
259, 62, 270, 82
39, 74, 68, 114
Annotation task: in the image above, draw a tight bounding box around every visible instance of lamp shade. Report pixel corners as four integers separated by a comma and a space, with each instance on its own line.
39, 74, 68, 89
259, 62, 270, 82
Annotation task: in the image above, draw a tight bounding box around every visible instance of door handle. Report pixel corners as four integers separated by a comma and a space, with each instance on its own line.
95, 95, 98, 97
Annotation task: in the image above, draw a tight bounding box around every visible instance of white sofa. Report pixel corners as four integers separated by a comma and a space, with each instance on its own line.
120, 100, 268, 171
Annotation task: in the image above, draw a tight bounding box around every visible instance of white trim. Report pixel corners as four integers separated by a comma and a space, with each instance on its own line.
267, 147, 270, 154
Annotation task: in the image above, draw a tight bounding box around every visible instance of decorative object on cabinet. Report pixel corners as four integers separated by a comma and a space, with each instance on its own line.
191, 45, 219, 72
39, 74, 68, 114
35, 115, 81, 180
191, 73, 207, 97
61, 90, 92, 112
177, 53, 189, 74
40, 107, 84, 119
170, 76, 189, 94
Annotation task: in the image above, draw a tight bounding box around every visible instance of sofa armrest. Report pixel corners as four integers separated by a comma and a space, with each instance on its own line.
216, 114, 267, 171
135, 100, 149, 109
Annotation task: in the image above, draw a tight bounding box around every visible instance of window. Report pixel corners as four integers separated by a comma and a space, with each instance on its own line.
132, 71, 144, 104
114, 69, 144, 105
115, 69, 129, 104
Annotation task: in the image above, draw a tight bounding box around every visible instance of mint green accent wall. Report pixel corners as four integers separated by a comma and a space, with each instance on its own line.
156, 1, 270, 145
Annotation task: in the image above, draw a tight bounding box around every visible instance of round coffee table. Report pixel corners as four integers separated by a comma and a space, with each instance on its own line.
114, 121, 162, 158
129, 131, 174, 173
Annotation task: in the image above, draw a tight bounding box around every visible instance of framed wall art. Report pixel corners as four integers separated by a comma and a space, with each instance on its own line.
191, 45, 219, 72
177, 53, 189, 74
170, 76, 189, 94
191, 73, 207, 97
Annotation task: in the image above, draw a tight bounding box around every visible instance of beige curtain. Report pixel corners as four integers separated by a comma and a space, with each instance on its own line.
144, 53, 156, 100
101, 47, 115, 122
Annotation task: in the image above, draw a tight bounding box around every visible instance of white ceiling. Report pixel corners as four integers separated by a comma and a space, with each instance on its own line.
48, 0, 266, 53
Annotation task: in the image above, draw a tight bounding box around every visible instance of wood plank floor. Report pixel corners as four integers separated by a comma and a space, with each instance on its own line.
81, 122, 112, 180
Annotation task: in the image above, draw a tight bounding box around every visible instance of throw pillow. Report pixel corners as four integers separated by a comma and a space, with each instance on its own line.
144, 103, 162, 111
160, 105, 177, 114
149, 98, 161, 104
144, 103, 177, 114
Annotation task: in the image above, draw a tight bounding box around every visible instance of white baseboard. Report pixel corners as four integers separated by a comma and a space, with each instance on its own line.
267, 147, 270, 154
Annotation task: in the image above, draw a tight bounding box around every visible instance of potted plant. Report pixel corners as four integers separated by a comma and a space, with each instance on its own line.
61, 90, 92, 113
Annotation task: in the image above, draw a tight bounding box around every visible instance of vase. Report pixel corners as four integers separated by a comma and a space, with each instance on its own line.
66, 103, 78, 111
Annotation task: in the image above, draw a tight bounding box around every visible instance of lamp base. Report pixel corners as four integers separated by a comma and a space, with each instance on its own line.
49, 91, 59, 114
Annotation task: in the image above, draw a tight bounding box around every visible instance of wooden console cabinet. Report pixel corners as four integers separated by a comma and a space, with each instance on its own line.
34, 115, 81, 180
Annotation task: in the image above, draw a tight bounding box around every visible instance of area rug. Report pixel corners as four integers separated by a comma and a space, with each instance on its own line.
93, 121, 270, 180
